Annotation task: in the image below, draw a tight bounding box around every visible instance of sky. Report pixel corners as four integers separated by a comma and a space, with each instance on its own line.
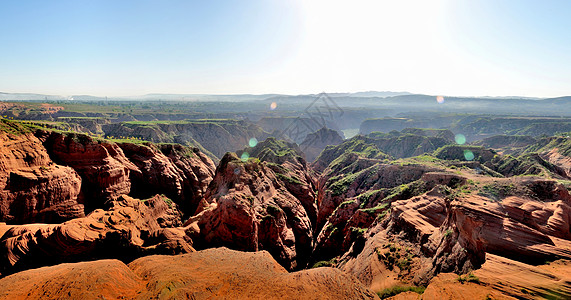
1, 0, 570, 97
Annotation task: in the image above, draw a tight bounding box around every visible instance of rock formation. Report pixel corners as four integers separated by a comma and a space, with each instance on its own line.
0, 195, 192, 276
0, 247, 378, 300
300, 127, 344, 162
194, 151, 314, 270
37, 130, 135, 211
118, 142, 215, 216
0, 122, 83, 223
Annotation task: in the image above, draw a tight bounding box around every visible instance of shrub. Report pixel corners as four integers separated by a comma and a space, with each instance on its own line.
457, 272, 480, 284
311, 257, 337, 268
377, 286, 425, 299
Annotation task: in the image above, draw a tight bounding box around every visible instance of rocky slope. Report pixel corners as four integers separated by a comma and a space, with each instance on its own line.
473, 134, 536, 154
38, 130, 216, 217
38, 130, 136, 211
237, 137, 318, 225
0, 120, 83, 223
193, 151, 315, 270
308, 135, 571, 298
524, 136, 571, 178
0, 247, 378, 300
0, 195, 192, 276
3, 116, 571, 299
1, 120, 216, 224
102, 119, 268, 159
300, 127, 344, 163
118, 142, 216, 216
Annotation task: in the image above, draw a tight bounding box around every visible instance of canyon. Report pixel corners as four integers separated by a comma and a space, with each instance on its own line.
1, 106, 571, 299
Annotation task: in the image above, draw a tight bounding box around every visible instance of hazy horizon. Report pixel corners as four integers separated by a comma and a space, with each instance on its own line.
0, 90, 565, 100
1, 0, 570, 98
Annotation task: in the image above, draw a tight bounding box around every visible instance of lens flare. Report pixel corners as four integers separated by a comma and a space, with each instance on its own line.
249, 137, 258, 147
436, 96, 445, 104
463, 150, 475, 161
455, 134, 466, 145
240, 152, 250, 162
270, 102, 277, 110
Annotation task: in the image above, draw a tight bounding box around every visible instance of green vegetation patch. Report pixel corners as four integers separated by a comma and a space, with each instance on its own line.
377, 286, 425, 299
477, 182, 516, 201
311, 257, 338, 268
0, 118, 35, 135
276, 173, 302, 185
457, 272, 480, 284
384, 180, 428, 201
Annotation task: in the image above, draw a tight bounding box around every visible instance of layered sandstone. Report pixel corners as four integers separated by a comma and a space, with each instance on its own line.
194, 153, 314, 270
0, 195, 192, 276
0, 247, 378, 300
0, 123, 83, 223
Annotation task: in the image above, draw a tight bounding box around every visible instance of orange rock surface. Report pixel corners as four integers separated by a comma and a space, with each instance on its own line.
0, 128, 82, 223
0, 195, 192, 276
0, 247, 379, 300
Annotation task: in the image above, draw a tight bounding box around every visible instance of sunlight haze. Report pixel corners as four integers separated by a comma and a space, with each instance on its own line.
1, 0, 570, 97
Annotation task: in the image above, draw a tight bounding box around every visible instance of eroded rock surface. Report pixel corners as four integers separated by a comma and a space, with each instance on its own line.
119, 142, 215, 215
0, 247, 379, 300
195, 152, 314, 270
0, 195, 193, 276
38, 131, 135, 210
0, 125, 83, 223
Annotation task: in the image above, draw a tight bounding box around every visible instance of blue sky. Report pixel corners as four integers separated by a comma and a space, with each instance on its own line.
1, 0, 570, 97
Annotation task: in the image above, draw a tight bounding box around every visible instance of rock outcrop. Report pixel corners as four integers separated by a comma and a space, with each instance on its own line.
194, 152, 314, 270
118, 142, 215, 216
237, 137, 318, 225
0, 247, 379, 300
0, 195, 192, 276
0, 122, 83, 223
387, 177, 571, 283
299, 127, 344, 163
38, 131, 136, 211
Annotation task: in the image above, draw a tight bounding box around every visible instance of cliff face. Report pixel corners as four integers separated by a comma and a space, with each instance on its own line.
1, 121, 216, 225
38, 131, 135, 211
194, 152, 315, 270
118, 142, 215, 216
237, 137, 319, 225
300, 127, 344, 163
37, 130, 215, 217
0, 122, 83, 224
0, 195, 193, 276
103, 120, 269, 159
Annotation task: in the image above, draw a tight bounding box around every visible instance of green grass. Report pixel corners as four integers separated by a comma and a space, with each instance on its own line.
0, 118, 35, 135
477, 182, 516, 201
106, 137, 150, 144
457, 272, 480, 284
377, 286, 426, 299
276, 173, 303, 185
311, 257, 338, 268
444, 229, 454, 238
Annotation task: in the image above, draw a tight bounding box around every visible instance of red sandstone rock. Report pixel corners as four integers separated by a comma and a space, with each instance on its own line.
0, 129, 83, 223
0, 195, 193, 276
195, 153, 313, 270
118, 142, 215, 216
0, 247, 379, 300
37, 131, 135, 210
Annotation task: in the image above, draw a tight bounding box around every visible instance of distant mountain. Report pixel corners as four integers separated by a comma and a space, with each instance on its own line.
0, 92, 284, 102
348, 91, 412, 97
126, 94, 285, 102
0, 92, 67, 101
